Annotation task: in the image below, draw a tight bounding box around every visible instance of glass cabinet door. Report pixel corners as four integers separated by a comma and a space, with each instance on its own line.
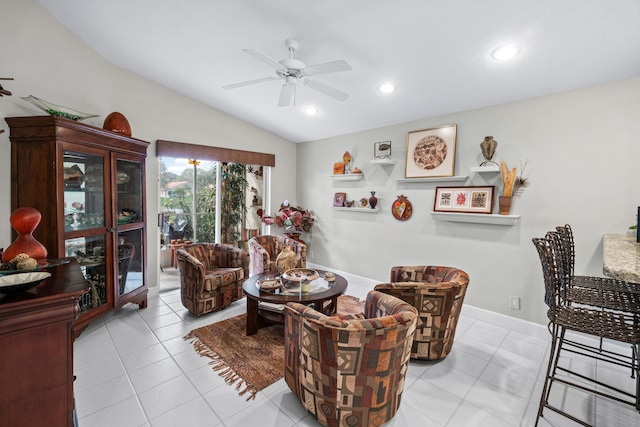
65, 235, 109, 313
64, 151, 106, 232
115, 158, 144, 297
116, 159, 142, 226
117, 228, 144, 296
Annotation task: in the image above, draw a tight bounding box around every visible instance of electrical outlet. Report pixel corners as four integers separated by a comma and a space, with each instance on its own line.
509, 296, 521, 310
310, 251, 314, 258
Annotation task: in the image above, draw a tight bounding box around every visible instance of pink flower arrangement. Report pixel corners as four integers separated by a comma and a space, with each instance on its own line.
261, 200, 314, 233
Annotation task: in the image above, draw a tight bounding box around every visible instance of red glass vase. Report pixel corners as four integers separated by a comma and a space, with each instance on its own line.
2, 207, 48, 262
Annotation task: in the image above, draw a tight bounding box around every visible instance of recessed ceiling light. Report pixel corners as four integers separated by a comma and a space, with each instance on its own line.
303, 106, 319, 116
378, 82, 395, 93
491, 44, 521, 61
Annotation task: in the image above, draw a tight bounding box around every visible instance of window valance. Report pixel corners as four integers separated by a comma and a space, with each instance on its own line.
156, 139, 275, 167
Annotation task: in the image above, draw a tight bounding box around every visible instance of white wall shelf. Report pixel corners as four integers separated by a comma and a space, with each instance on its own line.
470, 165, 500, 173
370, 158, 396, 165
431, 212, 520, 225
396, 175, 468, 183
332, 206, 379, 213
331, 174, 364, 181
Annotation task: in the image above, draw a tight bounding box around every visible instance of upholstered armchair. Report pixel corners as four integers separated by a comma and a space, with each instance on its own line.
247, 235, 306, 276
176, 243, 249, 316
374, 265, 470, 360
284, 290, 418, 427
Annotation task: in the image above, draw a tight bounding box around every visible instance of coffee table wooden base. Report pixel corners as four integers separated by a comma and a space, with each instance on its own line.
243, 270, 347, 335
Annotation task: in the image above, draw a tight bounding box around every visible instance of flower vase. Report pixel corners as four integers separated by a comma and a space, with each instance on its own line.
498, 196, 512, 215
368, 191, 378, 209
284, 231, 306, 245
2, 207, 48, 262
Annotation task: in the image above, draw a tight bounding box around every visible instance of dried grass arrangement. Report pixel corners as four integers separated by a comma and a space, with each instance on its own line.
500, 159, 528, 197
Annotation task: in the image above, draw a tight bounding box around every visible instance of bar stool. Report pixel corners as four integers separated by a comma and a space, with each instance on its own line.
532, 231, 640, 427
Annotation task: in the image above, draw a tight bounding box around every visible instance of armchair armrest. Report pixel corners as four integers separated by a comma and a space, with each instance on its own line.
375, 281, 460, 293
390, 265, 469, 286
176, 248, 206, 292
364, 290, 419, 321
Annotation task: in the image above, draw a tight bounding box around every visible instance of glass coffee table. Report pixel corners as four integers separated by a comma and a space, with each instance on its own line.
242, 269, 347, 335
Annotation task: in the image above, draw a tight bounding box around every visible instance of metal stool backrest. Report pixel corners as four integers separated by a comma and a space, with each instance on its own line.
532, 234, 568, 309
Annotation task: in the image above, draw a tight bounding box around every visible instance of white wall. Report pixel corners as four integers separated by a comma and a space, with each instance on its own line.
0, 0, 298, 288
3, 1, 638, 326
298, 77, 640, 324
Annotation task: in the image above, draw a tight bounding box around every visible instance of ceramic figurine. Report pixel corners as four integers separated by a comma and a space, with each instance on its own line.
480, 136, 498, 166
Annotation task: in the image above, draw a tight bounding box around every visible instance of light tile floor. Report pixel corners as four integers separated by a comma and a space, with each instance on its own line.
74, 278, 640, 426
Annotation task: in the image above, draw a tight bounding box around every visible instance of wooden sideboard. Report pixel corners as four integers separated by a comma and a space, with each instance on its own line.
0, 259, 88, 427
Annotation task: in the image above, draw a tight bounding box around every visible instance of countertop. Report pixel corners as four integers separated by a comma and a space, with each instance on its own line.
603, 233, 640, 283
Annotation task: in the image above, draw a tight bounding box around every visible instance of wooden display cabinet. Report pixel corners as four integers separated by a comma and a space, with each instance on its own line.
6, 115, 149, 337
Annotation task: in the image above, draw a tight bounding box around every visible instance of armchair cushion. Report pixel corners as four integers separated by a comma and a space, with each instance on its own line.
284, 291, 417, 427
176, 243, 249, 316
375, 265, 469, 360
248, 235, 307, 276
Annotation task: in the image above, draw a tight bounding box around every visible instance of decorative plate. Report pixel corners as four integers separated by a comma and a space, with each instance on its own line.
392, 195, 413, 221
0, 272, 51, 294
0, 258, 70, 276
258, 277, 281, 289
359, 198, 368, 208
21, 95, 98, 121
413, 135, 447, 170
282, 268, 319, 282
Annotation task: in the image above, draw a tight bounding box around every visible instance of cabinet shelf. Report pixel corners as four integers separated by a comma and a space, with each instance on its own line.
332, 206, 379, 213
396, 175, 468, 183
470, 165, 500, 173
370, 159, 396, 165
331, 174, 364, 181
431, 212, 520, 225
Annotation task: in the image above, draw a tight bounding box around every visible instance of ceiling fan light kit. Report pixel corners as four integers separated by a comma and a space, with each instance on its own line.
223, 38, 352, 107
378, 82, 395, 93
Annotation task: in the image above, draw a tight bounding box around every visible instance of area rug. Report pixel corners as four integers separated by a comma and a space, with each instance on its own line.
184, 294, 365, 400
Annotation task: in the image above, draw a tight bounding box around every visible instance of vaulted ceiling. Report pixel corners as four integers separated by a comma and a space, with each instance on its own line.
38, 0, 640, 142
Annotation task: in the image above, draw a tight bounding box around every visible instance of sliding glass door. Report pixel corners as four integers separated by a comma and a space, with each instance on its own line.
159, 158, 262, 247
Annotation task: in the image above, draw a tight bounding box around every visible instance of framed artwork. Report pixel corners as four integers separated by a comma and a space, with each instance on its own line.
333, 162, 345, 175
405, 124, 457, 178
333, 192, 346, 207
374, 140, 392, 159
434, 186, 495, 214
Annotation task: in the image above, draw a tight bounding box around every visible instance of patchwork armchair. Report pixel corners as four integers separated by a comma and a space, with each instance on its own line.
284, 290, 418, 427
176, 243, 249, 316
374, 265, 470, 360
247, 235, 306, 276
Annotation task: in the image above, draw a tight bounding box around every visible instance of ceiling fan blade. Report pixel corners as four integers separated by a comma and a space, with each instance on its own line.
243, 49, 287, 71
222, 76, 278, 90
278, 82, 295, 107
303, 60, 352, 76
303, 79, 349, 101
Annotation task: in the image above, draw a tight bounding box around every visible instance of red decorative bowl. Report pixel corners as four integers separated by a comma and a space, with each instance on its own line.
103, 112, 131, 136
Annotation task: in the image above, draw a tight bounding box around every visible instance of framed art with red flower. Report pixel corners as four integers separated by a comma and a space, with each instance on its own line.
433, 186, 494, 214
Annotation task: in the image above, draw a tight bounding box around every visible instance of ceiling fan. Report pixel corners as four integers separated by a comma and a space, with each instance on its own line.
223, 38, 352, 107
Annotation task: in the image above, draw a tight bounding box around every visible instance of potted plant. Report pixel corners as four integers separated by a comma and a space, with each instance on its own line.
261, 200, 315, 241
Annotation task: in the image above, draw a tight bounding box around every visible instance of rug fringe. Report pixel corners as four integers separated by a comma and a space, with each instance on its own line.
185, 335, 258, 400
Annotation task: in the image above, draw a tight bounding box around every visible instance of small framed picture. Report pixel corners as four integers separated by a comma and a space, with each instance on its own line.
434, 186, 495, 214
333, 162, 345, 175
405, 124, 457, 178
374, 141, 392, 159
333, 192, 346, 207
